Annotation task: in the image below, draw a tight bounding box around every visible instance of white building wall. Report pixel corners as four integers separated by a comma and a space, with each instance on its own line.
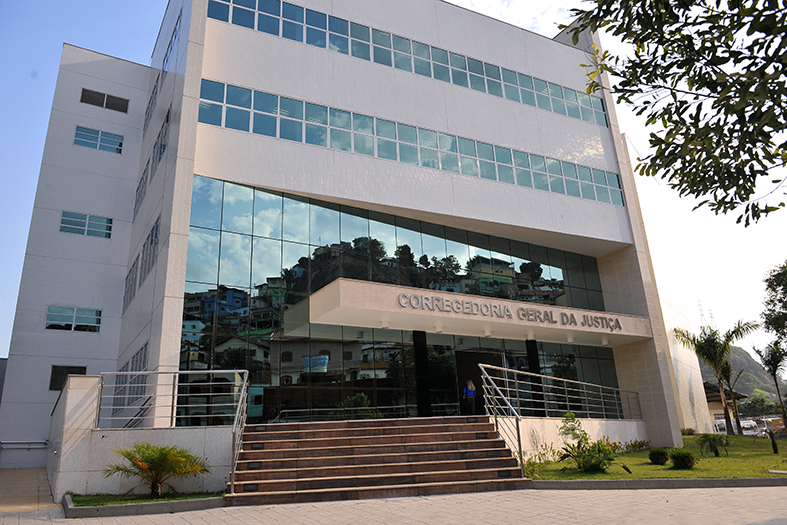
0, 46, 152, 468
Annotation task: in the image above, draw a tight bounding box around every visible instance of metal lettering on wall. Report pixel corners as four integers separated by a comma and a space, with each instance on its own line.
396, 293, 623, 332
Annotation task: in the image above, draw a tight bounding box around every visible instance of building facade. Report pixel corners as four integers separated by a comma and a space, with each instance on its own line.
0, 0, 709, 468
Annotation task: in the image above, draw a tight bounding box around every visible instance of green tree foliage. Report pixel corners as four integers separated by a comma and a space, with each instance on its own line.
675, 321, 759, 435
753, 341, 787, 427
740, 394, 782, 418
567, 0, 787, 225
763, 260, 787, 341
104, 443, 211, 499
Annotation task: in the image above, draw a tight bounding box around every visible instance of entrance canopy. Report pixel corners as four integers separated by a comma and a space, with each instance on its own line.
308, 279, 652, 347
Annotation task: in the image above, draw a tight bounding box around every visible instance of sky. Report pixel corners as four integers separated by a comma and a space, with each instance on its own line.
0, 0, 784, 362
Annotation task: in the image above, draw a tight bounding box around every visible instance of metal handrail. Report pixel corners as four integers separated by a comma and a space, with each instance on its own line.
95, 370, 248, 429
478, 364, 524, 477
228, 372, 249, 495
478, 363, 642, 420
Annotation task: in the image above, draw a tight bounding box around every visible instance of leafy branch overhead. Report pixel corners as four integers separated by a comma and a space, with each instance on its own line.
566, 0, 787, 225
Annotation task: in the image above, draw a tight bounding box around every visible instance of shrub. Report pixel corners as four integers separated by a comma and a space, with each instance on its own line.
648, 447, 669, 465
669, 447, 697, 469
697, 433, 730, 457
623, 439, 651, 452
104, 443, 211, 499
557, 413, 617, 472
680, 428, 695, 436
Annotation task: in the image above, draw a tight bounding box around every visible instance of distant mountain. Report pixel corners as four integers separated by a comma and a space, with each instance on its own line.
698, 345, 787, 400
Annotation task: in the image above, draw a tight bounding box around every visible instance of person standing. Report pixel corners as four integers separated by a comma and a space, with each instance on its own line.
462, 379, 476, 415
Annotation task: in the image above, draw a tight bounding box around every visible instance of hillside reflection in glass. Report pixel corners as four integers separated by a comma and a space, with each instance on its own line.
181, 174, 610, 423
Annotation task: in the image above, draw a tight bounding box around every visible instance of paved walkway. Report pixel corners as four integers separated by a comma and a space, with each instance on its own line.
0, 469, 60, 515
3, 485, 787, 524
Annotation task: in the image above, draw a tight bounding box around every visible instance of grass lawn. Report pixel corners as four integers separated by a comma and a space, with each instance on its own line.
536, 435, 787, 480
70, 492, 224, 507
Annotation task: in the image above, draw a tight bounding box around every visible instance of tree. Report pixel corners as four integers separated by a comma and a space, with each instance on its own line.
675, 321, 759, 435
753, 341, 787, 429
567, 1, 787, 225
104, 442, 211, 499
763, 260, 787, 342
719, 360, 744, 436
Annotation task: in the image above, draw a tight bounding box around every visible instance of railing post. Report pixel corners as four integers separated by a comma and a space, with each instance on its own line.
94, 375, 105, 429
516, 417, 524, 477
169, 372, 179, 427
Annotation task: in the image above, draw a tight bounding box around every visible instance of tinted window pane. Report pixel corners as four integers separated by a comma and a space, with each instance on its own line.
198, 101, 222, 126
412, 41, 430, 59
208, 0, 230, 21
373, 46, 392, 66
259, 0, 280, 16
186, 227, 220, 283
354, 134, 374, 155
254, 92, 278, 114
533, 172, 550, 191
431, 47, 449, 65
516, 169, 532, 187
484, 63, 500, 80
190, 175, 223, 229
565, 179, 581, 197
305, 124, 328, 146
350, 22, 370, 41
351, 40, 370, 60
433, 63, 450, 82
398, 124, 417, 144
452, 69, 468, 87
330, 129, 351, 151
353, 113, 374, 134
513, 151, 529, 168
467, 58, 484, 75
258, 13, 279, 35
377, 139, 397, 160
219, 232, 252, 287
469, 74, 486, 92
226, 85, 252, 108
279, 97, 303, 119
413, 58, 431, 76
419, 129, 438, 148
399, 143, 419, 164
282, 197, 309, 243
329, 33, 348, 54
253, 189, 283, 238
305, 103, 328, 125
279, 119, 302, 141
450, 53, 467, 69
392, 35, 411, 53
329, 16, 348, 35
521, 89, 536, 106
498, 165, 514, 184
282, 20, 303, 41
232, 6, 255, 28
200, 79, 224, 103
225, 107, 250, 131
477, 142, 494, 162
394, 52, 412, 71
460, 157, 478, 176
252, 236, 282, 286
487, 80, 503, 97
372, 29, 391, 47
376, 119, 397, 139
420, 148, 439, 168
311, 205, 339, 246
479, 161, 496, 180
281, 2, 303, 22
458, 138, 476, 157
505, 84, 520, 101
306, 27, 326, 47
494, 147, 512, 165
441, 152, 459, 172
305, 9, 326, 28
330, 108, 351, 129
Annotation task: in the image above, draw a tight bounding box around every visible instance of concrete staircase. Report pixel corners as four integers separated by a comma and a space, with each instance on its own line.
225, 415, 531, 506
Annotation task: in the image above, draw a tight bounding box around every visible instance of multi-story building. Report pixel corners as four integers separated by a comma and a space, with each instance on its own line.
0, 0, 709, 469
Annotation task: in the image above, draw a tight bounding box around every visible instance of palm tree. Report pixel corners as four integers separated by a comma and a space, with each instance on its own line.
754, 341, 787, 431
104, 442, 211, 498
674, 320, 759, 435
720, 360, 744, 436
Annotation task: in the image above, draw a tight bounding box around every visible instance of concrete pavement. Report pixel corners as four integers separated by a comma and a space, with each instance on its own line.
3, 486, 787, 524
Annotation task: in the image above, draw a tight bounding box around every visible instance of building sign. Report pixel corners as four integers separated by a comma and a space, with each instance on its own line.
396, 292, 623, 333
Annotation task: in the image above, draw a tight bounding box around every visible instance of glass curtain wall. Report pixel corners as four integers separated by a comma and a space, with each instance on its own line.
181, 175, 616, 423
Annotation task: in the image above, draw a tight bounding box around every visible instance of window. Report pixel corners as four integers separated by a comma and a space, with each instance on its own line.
74, 126, 123, 154
204, 2, 610, 127
281, 375, 293, 385
45, 306, 101, 332
151, 109, 171, 178
282, 351, 293, 362
134, 163, 149, 220
113, 343, 149, 413
59, 211, 113, 238
162, 14, 181, 73
80, 88, 129, 113
196, 79, 625, 206
143, 74, 160, 133
49, 366, 87, 391
140, 217, 161, 284
343, 351, 353, 361
123, 256, 140, 312
319, 350, 331, 359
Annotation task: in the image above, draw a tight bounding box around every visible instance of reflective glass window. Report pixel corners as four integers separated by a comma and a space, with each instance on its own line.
373, 46, 392, 66
306, 27, 326, 47
497, 165, 514, 184
439, 134, 457, 153
253, 189, 283, 239
305, 103, 328, 125
452, 69, 468, 87
484, 63, 500, 80
354, 134, 374, 155
431, 47, 449, 65
479, 161, 496, 180
394, 52, 412, 71
516, 169, 532, 187
494, 146, 512, 165
477, 142, 495, 162
190, 175, 224, 229
310, 204, 339, 246
305, 9, 326, 28
399, 143, 418, 164
258, 13, 279, 35
487, 80, 503, 97
282, 20, 303, 41
305, 124, 328, 146
253, 113, 276, 136
329, 33, 348, 54
512, 151, 529, 169
552, 98, 566, 115
460, 157, 478, 176
279, 118, 302, 141
282, 197, 309, 243
420, 147, 439, 168
330, 108, 351, 130
353, 113, 374, 134
469, 74, 486, 92
259, 0, 280, 16
467, 58, 484, 75
351, 40, 370, 60
330, 129, 351, 151
433, 63, 450, 82
392, 35, 411, 53
222, 183, 254, 234
377, 139, 398, 160
458, 138, 476, 157
414, 58, 431, 76
225, 107, 250, 131
200, 79, 225, 103
350, 22, 370, 41
372, 29, 391, 47
418, 129, 438, 149
232, 6, 255, 28
412, 41, 430, 59
186, 227, 220, 283
208, 0, 230, 21
533, 172, 550, 191
376, 119, 397, 139
440, 152, 459, 172
252, 236, 282, 287
198, 102, 222, 126
328, 16, 348, 35
219, 232, 252, 287
281, 2, 303, 22
398, 124, 417, 144
521, 89, 536, 106
450, 53, 467, 69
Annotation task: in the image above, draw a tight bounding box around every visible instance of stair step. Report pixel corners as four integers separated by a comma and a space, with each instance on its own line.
230, 467, 523, 493
242, 422, 495, 441
245, 416, 488, 433
225, 478, 532, 506
234, 457, 519, 481
236, 447, 508, 470
242, 430, 498, 450
238, 438, 507, 461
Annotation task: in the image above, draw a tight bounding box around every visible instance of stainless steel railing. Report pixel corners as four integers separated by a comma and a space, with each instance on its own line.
478, 364, 641, 420
478, 364, 524, 477
228, 372, 249, 495
94, 370, 248, 429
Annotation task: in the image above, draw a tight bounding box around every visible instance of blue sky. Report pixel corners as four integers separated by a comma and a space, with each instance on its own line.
1, 0, 785, 360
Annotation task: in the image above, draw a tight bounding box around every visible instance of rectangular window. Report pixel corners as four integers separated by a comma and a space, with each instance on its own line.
134, 163, 149, 221
45, 306, 101, 333
140, 217, 161, 284
59, 211, 113, 238
49, 365, 87, 391
144, 74, 160, 133
80, 88, 129, 113
123, 256, 140, 312
74, 126, 123, 154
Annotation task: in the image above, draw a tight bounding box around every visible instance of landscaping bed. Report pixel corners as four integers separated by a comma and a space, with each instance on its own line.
536, 435, 787, 480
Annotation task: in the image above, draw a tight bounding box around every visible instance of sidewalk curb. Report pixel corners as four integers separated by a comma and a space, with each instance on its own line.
62, 494, 225, 518
531, 477, 787, 490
